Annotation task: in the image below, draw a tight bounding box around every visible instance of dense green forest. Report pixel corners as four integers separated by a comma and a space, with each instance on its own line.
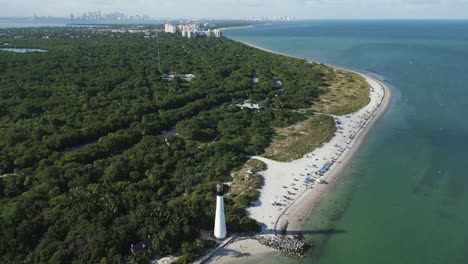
0, 26, 334, 263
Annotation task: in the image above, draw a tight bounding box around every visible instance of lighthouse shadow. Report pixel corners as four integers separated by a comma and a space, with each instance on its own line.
213, 248, 252, 258
263, 228, 346, 236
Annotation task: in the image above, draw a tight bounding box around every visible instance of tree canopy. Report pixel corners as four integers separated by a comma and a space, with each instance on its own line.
0, 26, 332, 263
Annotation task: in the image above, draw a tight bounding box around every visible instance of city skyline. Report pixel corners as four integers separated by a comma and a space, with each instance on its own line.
1, 0, 468, 19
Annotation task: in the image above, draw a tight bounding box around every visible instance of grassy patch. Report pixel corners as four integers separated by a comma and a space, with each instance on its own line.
228, 159, 266, 208
263, 114, 336, 162
312, 69, 370, 115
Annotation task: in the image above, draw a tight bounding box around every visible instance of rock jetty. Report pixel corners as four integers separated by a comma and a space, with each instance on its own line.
256, 235, 310, 257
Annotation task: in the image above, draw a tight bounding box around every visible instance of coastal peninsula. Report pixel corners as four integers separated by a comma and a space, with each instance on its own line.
208, 41, 391, 263
0, 26, 388, 264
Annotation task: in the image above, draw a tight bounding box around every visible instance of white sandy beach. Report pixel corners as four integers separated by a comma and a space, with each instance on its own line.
248, 75, 386, 232
208, 41, 391, 262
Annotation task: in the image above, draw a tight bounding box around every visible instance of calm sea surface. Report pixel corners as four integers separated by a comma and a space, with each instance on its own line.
0, 19, 162, 28
0, 19, 68, 28
225, 20, 468, 264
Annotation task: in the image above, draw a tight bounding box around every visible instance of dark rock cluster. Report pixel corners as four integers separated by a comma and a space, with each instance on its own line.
256, 235, 310, 257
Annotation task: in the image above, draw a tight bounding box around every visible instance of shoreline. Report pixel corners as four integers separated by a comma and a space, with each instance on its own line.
217, 24, 256, 31
208, 38, 392, 263
282, 72, 391, 232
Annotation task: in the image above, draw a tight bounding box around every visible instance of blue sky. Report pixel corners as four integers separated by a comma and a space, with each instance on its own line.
1, 0, 468, 19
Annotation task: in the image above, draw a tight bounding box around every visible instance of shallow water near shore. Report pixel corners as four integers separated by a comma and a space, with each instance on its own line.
225, 20, 468, 264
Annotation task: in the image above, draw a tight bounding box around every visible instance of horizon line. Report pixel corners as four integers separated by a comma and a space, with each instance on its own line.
1, 16, 468, 21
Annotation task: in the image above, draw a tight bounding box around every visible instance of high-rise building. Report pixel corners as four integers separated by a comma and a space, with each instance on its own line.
213, 29, 223, 38
166, 23, 222, 39
164, 24, 177, 34
188, 31, 198, 39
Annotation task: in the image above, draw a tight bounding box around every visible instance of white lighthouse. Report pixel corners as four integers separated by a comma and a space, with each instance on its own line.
214, 184, 227, 239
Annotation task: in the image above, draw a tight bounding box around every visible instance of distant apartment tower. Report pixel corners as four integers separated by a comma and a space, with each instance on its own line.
164, 24, 177, 34
188, 31, 198, 39
167, 23, 223, 39
213, 29, 222, 38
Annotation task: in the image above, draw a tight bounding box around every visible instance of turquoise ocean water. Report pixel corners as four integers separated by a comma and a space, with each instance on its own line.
0, 19, 69, 28
225, 20, 468, 264
0, 19, 162, 28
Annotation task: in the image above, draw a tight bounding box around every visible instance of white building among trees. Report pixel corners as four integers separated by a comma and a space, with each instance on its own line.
164, 24, 177, 34
165, 23, 222, 39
